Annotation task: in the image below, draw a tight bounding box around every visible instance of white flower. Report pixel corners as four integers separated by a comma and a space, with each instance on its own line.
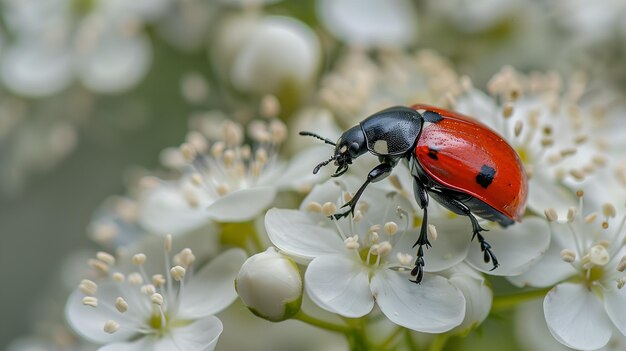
1, 0, 160, 96
212, 14, 320, 96
452, 67, 607, 217
236, 247, 303, 321
316, 0, 418, 48
510, 193, 626, 350
265, 178, 466, 332
140, 112, 326, 232
66, 236, 247, 351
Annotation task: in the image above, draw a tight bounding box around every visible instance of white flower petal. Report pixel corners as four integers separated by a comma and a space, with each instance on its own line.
265, 208, 345, 262
165, 316, 223, 351
466, 217, 550, 276
514, 300, 572, 351
544, 283, 612, 350
78, 31, 151, 93
304, 255, 374, 318
1, 42, 73, 97
370, 270, 465, 332
272, 146, 330, 189
527, 171, 578, 217
507, 237, 577, 288
206, 187, 277, 222
138, 183, 211, 235
66, 288, 142, 344
317, 0, 418, 47
177, 249, 247, 319
98, 337, 156, 351
604, 287, 626, 338
449, 268, 492, 333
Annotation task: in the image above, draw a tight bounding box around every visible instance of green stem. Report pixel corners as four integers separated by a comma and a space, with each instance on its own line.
428, 334, 451, 351
293, 311, 351, 334
377, 327, 404, 350
347, 319, 369, 351
492, 287, 552, 312
405, 330, 419, 351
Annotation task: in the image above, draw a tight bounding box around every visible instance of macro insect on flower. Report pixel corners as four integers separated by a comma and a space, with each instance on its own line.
301, 103, 528, 283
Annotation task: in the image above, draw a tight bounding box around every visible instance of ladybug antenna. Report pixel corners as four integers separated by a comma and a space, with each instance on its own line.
299, 131, 336, 146
313, 155, 338, 174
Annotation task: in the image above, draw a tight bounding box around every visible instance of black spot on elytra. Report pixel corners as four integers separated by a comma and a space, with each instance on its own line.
476, 165, 496, 188
423, 111, 443, 123
427, 147, 439, 160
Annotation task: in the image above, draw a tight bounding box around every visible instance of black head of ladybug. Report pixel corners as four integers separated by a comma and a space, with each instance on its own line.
299, 124, 367, 177
300, 106, 425, 176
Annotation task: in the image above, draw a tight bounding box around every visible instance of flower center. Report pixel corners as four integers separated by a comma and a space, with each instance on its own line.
149, 312, 170, 332
179, 115, 287, 200
78, 235, 199, 337
582, 266, 606, 289
515, 146, 530, 165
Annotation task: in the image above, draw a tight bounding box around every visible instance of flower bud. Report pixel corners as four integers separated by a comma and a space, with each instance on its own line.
235, 247, 302, 322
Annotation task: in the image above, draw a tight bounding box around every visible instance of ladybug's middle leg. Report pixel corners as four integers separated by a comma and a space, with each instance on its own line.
410, 177, 431, 284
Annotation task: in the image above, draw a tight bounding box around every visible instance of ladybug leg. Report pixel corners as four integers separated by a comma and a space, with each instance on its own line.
446, 198, 499, 270
410, 178, 431, 284
333, 162, 393, 220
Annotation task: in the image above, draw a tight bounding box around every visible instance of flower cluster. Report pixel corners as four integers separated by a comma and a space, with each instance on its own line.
6, 2, 626, 351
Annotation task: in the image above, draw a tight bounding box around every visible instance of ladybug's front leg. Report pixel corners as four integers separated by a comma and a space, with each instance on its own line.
333, 162, 393, 220
410, 178, 431, 284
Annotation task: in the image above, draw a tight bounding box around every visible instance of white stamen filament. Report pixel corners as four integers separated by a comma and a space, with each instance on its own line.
82, 296, 98, 307
114, 297, 128, 313
79, 279, 98, 296
560, 249, 576, 263
128, 272, 143, 286
384, 221, 398, 236
96, 252, 116, 266
170, 266, 186, 282
112, 272, 125, 283
322, 202, 337, 217
306, 202, 322, 213
103, 320, 120, 334
427, 224, 438, 242
544, 208, 558, 222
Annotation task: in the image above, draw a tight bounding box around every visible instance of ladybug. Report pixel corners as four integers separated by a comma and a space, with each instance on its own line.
300, 104, 528, 283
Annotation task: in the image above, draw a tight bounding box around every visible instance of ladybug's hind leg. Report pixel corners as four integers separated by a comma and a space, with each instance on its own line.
444, 196, 499, 270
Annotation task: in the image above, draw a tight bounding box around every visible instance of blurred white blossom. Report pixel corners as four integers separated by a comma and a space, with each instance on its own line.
1, 0, 166, 96
212, 14, 320, 97
317, 0, 418, 48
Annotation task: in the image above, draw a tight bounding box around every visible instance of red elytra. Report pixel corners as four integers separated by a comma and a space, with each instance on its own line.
412, 103, 528, 222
